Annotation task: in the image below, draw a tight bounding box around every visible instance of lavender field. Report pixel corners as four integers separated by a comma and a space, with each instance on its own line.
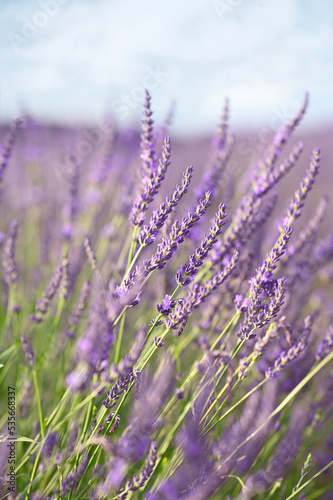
0, 89, 333, 499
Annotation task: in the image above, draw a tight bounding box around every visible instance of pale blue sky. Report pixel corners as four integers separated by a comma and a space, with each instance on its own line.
0, 0, 332, 134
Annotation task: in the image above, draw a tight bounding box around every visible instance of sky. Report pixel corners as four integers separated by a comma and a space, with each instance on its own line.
0, 0, 332, 135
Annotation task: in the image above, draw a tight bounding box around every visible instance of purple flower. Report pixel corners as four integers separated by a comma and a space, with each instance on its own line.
130, 109, 170, 227
195, 99, 233, 202
282, 148, 321, 228
166, 248, 239, 330
145, 191, 213, 273
140, 90, 157, 185
176, 203, 227, 286
117, 442, 157, 499
60, 454, 88, 497
66, 280, 91, 337
2, 220, 19, 286
266, 315, 314, 378
316, 325, 333, 361
156, 294, 173, 315
0, 118, 22, 185
84, 237, 98, 271
138, 165, 193, 246
30, 264, 63, 323
103, 369, 135, 409
76, 281, 114, 374
20, 334, 35, 366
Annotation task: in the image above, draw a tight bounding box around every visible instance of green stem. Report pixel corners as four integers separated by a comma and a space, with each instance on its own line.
114, 313, 126, 364
32, 369, 45, 439
25, 445, 43, 499
2, 286, 15, 338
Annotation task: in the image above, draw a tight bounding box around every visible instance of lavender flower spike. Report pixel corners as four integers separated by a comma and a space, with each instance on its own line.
60, 454, 89, 497
117, 442, 157, 499
0, 118, 22, 183
84, 237, 98, 271
176, 203, 227, 286
75, 279, 114, 375
109, 324, 147, 379
103, 369, 135, 409
282, 148, 321, 228
316, 325, 333, 361
166, 247, 239, 330
144, 191, 213, 273
239, 277, 286, 340
130, 136, 171, 227
238, 226, 291, 340
30, 264, 63, 323
138, 165, 193, 246
195, 102, 234, 203
59, 250, 69, 299
66, 280, 91, 338
211, 141, 304, 266
20, 334, 35, 366
284, 193, 328, 263
2, 220, 19, 286
266, 315, 313, 378
140, 89, 157, 185
254, 92, 308, 179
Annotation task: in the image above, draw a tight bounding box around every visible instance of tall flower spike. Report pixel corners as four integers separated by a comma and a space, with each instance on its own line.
251, 193, 278, 231
117, 442, 157, 499
283, 194, 328, 264
62, 152, 80, 239
130, 136, 171, 227
144, 191, 213, 273
316, 325, 333, 361
60, 455, 89, 497
92, 122, 115, 185
30, 264, 63, 323
195, 99, 231, 201
109, 324, 147, 379
239, 278, 286, 340
253, 141, 304, 197
66, 280, 91, 338
166, 248, 239, 330
210, 197, 261, 266
156, 100, 175, 142
75, 278, 114, 374
238, 226, 292, 340
282, 148, 321, 228
215, 97, 229, 150
84, 237, 98, 271
20, 334, 35, 366
103, 369, 135, 409
176, 203, 227, 286
138, 165, 193, 246
59, 249, 69, 299
140, 89, 157, 185
195, 134, 234, 203
0, 118, 22, 183
2, 220, 19, 286
252, 93, 308, 181
266, 315, 313, 379
211, 141, 304, 266
239, 150, 321, 340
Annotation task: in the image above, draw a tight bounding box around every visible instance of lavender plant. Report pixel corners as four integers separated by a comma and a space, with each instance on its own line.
0, 91, 333, 500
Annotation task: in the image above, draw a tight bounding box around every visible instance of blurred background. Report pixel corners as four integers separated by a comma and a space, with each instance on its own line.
1, 0, 332, 134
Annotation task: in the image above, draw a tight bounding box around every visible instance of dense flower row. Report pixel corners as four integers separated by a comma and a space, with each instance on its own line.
0, 91, 332, 500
